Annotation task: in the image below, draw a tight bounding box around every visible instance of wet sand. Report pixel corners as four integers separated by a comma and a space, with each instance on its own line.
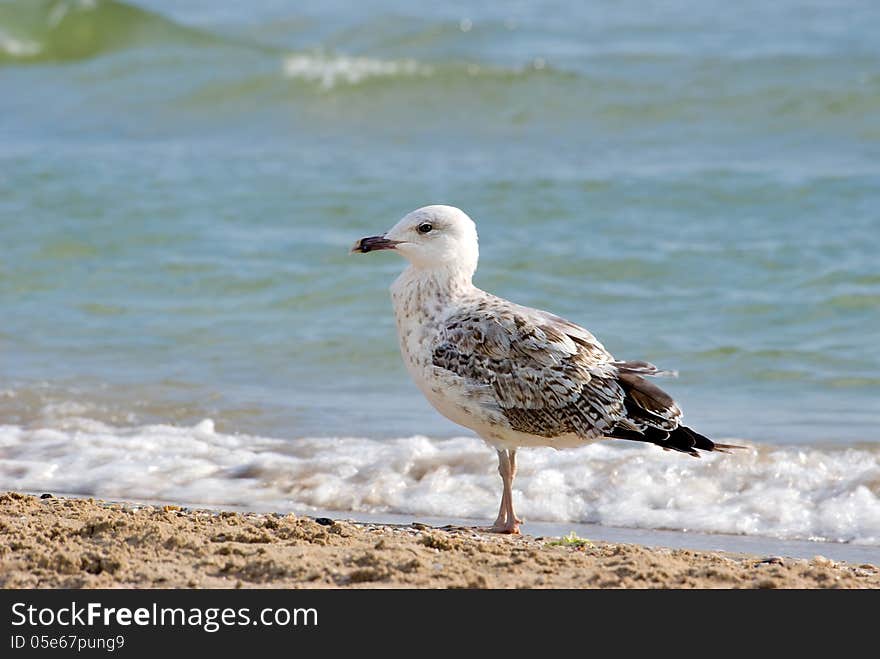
1, 492, 877, 589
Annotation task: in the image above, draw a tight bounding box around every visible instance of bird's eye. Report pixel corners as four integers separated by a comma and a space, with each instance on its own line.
417, 222, 433, 234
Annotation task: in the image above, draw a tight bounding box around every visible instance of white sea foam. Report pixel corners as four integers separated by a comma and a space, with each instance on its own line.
0, 30, 42, 58
282, 53, 430, 88
1, 417, 878, 545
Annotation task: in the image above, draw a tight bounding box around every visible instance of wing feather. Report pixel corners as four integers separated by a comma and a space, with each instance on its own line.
431, 297, 625, 439
430, 295, 737, 456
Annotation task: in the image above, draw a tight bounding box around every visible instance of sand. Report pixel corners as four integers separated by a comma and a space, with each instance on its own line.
1, 492, 877, 589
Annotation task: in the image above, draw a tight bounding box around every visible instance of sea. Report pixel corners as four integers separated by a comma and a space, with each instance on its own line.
1, 0, 879, 558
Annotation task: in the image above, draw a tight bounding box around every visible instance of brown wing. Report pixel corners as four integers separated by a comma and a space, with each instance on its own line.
431, 298, 626, 440
430, 296, 739, 456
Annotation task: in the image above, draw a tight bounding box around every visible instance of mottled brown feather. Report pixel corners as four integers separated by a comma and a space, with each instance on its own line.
429, 294, 735, 456
433, 296, 649, 440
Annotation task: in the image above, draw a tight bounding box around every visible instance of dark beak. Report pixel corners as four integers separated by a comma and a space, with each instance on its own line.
351, 235, 400, 254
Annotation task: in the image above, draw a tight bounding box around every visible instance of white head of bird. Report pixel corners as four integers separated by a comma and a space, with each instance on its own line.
352, 205, 479, 279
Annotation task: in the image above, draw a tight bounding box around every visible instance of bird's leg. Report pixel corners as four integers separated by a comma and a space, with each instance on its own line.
506, 449, 523, 525
490, 449, 521, 534
492, 450, 510, 529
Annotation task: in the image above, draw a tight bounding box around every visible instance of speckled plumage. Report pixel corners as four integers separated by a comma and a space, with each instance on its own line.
356, 205, 737, 532
392, 274, 686, 450
432, 295, 624, 438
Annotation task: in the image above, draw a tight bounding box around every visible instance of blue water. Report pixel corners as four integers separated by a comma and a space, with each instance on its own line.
2, 0, 879, 447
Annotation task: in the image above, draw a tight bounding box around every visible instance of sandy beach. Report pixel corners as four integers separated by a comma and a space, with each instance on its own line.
4, 0, 880, 595
1, 492, 876, 589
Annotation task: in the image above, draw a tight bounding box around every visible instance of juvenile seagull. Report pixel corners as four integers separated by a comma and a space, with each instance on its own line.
353, 205, 739, 534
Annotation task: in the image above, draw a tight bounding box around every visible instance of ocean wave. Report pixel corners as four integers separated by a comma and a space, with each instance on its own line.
1, 415, 878, 545
4, 0, 878, 131
0, 0, 546, 92
0, 27, 40, 57
0, 0, 211, 63
282, 52, 432, 89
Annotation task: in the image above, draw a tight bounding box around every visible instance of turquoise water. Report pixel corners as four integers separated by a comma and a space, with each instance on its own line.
2, 0, 879, 446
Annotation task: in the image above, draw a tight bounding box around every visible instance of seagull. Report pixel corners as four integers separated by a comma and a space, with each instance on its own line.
353, 205, 740, 534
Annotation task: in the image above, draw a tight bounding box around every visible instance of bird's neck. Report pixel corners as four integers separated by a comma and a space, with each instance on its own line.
390, 265, 475, 321
390, 266, 475, 377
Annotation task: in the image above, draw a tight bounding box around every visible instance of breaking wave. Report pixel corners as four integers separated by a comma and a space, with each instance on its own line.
0, 0, 211, 63
1, 414, 878, 545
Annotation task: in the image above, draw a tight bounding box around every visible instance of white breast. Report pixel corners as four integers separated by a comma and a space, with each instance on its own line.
389, 268, 502, 434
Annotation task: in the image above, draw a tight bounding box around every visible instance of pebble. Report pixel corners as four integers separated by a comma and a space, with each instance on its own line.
315, 517, 334, 526
758, 556, 785, 566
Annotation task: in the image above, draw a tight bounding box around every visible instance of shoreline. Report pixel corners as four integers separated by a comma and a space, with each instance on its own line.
11, 488, 877, 565
1, 492, 877, 588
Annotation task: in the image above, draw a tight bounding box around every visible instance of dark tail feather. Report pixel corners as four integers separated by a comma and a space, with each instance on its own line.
709, 442, 748, 453
670, 426, 747, 455
611, 424, 747, 458
609, 425, 697, 457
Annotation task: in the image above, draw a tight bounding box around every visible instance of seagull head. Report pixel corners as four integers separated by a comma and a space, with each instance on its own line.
352, 205, 479, 275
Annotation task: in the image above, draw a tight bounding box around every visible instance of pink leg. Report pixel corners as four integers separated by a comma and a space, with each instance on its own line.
490, 449, 521, 534
492, 450, 510, 528
506, 450, 523, 525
